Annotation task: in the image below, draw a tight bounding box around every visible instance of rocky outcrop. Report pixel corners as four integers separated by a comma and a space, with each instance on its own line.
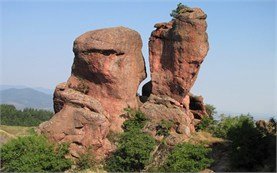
149, 6, 209, 104
39, 27, 146, 159
39, 5, 209, 160
140, 6, 209, 140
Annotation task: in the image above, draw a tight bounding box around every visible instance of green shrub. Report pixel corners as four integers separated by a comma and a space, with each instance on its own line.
106, 130, 156, 172
213, 114, 253, 138
156, 119, 173, 136
76, 148, 96, 170
227, 116, 276, 171
106, 109, 156, 172
162, 143, 213, 172
122, 108, 148, 131
196, 116, 216, 131
1, 135, 72, 172
205, 104, 217, 117
170, 3, 189, 18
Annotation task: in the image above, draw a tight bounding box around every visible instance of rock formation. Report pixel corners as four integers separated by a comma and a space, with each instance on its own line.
39, 6, 209, 160
39, 27, 146, 159
140, 6, 209, 142
148, 6, 209, 104
188, 94, 208, 120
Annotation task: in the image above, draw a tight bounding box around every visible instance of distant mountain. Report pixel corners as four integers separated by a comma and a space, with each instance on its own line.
0, 84, 28, 90
0, 88, 53, 110
0, 85, 54, 95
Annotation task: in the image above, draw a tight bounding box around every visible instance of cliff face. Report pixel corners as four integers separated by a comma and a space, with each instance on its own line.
39, 6, 209, 160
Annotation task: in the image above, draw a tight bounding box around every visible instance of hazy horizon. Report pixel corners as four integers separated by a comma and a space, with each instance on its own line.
1, 0, 276, 118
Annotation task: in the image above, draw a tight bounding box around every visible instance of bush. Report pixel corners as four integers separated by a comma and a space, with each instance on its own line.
156, 119, 173, 136
205, 104, 217, 117
227, 116, 276, 171
0, 104, 53, 126
1, 135, 72, 172
170, 3, 189, 18
213, 114, 253, 138
196, 104, 216, 132
106, 109, 156, 172
122, 108, 148, 131
76, 148, 96, 170
162, 143, 213, 172
196, 116, 216, 131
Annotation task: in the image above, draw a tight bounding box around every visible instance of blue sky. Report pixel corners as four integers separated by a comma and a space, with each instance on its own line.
0, 0, 276, 118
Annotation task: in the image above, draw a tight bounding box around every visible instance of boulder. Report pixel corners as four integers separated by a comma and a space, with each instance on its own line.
149, 7, 209, 103
140, 94, 195, 145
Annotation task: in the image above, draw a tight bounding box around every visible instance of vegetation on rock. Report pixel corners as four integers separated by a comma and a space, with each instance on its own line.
106, 109, 156, 172
156, 119, 174, 137
170, 3, 189, 18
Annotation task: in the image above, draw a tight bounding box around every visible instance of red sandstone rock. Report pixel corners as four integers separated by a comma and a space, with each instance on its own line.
39, 84, 114, 160
140, 94, 195, 145
39, 27, 146, 159
149, 7, 209, 103
189, 93, 208, 120
67, 27, 146, 132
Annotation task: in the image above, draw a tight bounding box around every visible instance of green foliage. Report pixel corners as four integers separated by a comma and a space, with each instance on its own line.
227, 116, 276, 171
213, 114, 253, 138
162, 143, 213, 172
0, 135, 72, 172
205, 104, 217, 117
106, 131, 121, 144
76, 148, 96, 170
156, 119, 173, 136
196, 116, 216, 131
0, 104, 53, 126
106, 109, 156, 172
206, 113, 276, 171
170, 3, 189, 18
122, 108, 148, 131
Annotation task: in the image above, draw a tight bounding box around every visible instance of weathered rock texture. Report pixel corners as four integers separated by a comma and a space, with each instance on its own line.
140, 94, 195, 145
39, 27, 146, 159
39, 6, 209, 160
140, 6, 209, 143
67, 27, 146, 132
149, 7, 209, 104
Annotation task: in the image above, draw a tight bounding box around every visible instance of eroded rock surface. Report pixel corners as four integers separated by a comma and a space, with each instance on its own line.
67, 26, 146, 132
39, 6, 209, 160
39, 27, 146, 159
149, 6, 209, 103
140, 94, 195, 145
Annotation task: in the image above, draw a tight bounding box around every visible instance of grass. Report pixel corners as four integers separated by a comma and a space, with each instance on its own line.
188, 131, 225, 146
0, 125, 34, 146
